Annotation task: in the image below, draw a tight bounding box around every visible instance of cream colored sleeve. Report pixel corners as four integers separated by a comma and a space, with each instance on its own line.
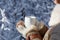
49, 4, 60, 26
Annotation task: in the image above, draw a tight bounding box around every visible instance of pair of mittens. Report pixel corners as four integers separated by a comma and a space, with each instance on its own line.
16, 20, 48, 39
16, 20, 39, 38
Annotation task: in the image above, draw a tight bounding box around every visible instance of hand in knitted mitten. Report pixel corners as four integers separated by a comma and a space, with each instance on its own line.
38, 21, 48, 37
16, 20, 26, 35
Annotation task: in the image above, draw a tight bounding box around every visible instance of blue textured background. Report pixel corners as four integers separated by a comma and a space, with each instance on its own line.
0, 0, 55, 40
